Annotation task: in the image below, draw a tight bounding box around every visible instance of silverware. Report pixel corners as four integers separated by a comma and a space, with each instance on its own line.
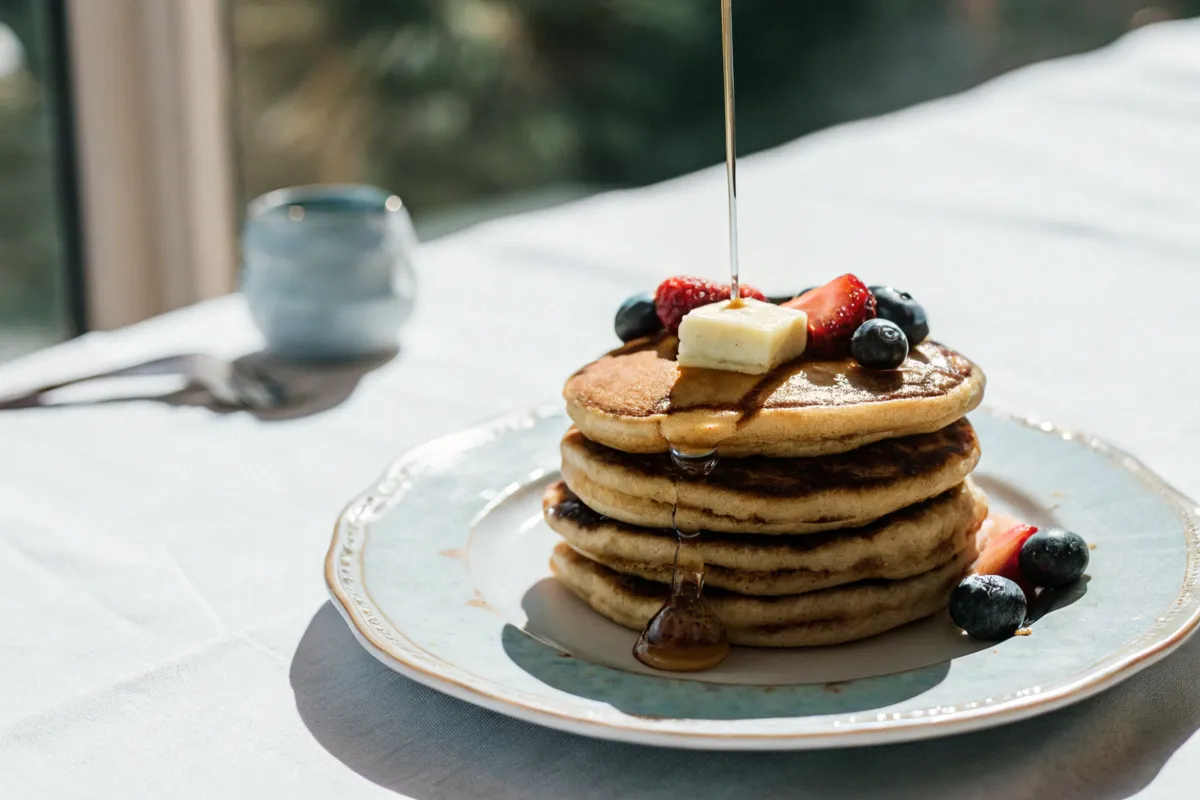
0, 354, 287, 411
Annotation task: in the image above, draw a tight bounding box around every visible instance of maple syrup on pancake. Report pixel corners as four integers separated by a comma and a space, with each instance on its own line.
632, 0, 742, 673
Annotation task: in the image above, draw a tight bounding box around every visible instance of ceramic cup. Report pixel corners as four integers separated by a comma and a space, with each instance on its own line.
241, 184, 418, 360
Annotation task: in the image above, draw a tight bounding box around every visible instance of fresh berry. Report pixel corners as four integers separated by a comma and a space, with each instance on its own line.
783, 274, 876, 358
870, 286, 930, 345
654, 276, 766, 333
949, 574, 1028, 640
851, 318, 909, 369
1019, 529, 1089, 588
614, 291, 663, 342
974, 523, 1039, 598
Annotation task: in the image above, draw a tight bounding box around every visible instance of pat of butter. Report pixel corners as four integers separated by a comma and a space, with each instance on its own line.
676, 298, 808, 375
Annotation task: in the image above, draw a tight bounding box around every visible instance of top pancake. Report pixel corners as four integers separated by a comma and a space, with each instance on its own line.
565, 335, 985, 457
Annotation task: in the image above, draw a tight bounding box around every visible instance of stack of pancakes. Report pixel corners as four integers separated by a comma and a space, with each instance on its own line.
544, 334, 988, 647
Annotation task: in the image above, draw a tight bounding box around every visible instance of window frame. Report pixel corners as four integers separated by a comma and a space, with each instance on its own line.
43, 0, 88, 336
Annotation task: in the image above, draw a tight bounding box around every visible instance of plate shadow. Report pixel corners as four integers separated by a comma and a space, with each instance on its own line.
500, 623, 952, 721
1026, 574, 1090, 624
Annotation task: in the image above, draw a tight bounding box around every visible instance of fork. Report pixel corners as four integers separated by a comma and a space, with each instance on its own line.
0, 354, 287, 411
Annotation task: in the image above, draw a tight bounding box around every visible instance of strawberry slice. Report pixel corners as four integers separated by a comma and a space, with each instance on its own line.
974, 523, 1038, 599
782, 274, 876, 358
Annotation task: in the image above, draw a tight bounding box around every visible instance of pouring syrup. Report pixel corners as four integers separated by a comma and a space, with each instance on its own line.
720, 0, 740, 306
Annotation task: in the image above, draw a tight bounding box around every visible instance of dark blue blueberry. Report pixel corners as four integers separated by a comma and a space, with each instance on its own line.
949, 574, 1027, 640
614, 291, 662, 342
870, 286, 929, 345
1019, 529, 1089, 588
851, 318, 909, 369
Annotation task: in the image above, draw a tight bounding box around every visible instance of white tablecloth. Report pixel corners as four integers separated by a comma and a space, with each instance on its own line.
3, 20, 1200, 799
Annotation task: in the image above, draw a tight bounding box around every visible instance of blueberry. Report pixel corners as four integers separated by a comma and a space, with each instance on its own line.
949, 574, 1028, 640
870, 286, 929, 345
1019, 529, 1089, 588
851, 318, 909, 369
614, 291, 662, 342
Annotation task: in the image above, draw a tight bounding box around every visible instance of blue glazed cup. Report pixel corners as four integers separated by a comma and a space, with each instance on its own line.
241, 184, 418, 360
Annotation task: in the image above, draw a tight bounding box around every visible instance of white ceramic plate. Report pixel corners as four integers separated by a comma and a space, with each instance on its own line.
326, 407, 1200, 750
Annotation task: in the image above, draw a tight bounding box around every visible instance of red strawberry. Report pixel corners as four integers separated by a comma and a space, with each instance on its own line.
783, 274, 876, 358
974, 523, 1038, 598
654, 276, 766, 333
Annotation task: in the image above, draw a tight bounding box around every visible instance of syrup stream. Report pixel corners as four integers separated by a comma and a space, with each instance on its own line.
631, 0, 742, 673
721, 0, 739, 304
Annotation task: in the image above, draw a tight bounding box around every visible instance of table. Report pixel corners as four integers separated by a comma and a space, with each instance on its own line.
3, 19, 1200, 800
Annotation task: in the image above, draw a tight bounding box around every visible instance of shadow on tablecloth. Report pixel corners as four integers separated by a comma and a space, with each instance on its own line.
177, 349, 398, 421
290, 601, 1200, 800
0, 349, 395, 421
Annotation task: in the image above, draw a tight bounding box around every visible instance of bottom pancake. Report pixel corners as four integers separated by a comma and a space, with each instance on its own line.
550, 543, 975, 647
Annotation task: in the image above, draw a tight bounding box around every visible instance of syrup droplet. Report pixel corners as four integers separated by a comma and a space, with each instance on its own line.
669, 446, 720, 478
632, 571, 730, 672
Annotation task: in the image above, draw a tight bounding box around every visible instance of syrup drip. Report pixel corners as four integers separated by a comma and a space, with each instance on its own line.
632, 447, 731, 672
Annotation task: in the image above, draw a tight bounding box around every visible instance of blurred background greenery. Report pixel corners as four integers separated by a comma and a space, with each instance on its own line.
231, 0, 1200, 236
0, 0, 1198, 362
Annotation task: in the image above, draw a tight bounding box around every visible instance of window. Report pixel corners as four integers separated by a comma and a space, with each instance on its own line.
230, 0, 1200, 239
0, 0, 80, 362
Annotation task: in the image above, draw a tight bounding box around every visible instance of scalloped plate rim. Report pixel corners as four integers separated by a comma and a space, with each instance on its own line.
324, 404, 1200, 750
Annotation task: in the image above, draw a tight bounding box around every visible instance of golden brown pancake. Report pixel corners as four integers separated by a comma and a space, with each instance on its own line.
560, 419, 981, 534
564, 336, 985, 457
543, 479, 987, 595
550, 543, 975, 647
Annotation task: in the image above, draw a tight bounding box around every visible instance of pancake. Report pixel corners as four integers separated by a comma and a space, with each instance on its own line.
543, 479, 987, 595
564, 336, 985, 457
550, 542, 975, 647
560, 418, 981, 534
